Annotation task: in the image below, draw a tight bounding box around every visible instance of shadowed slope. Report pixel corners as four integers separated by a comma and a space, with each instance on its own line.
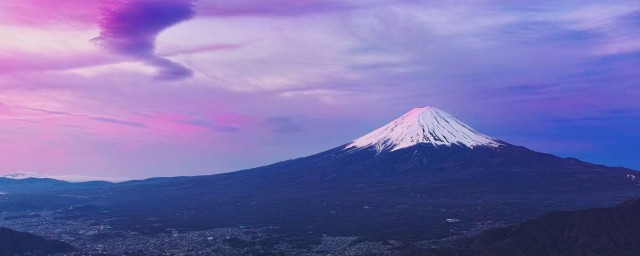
0, 227, 74, 255
423, 199, 640, 256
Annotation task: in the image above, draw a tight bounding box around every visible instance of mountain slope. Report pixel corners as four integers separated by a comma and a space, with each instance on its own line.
0, 227, 74, 255
0, 177, 111, 193
423, 199, 640, 256
57, 108, 638, 240
1, 107, 638, 244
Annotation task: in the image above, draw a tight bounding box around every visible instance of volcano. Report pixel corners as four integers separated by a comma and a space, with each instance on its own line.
2, 107, 639, 243
348, 106, 502, 151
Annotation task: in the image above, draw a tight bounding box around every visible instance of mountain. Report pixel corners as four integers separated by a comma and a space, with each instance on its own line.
2, 172, 46, 180
1, 107, 639, 245
348, 107, 502, 151
2, 171, 127, 183
423, 199, 640, 256
0, 176, 112, 211
0, 227, 74, 255
0, 176, 111, 194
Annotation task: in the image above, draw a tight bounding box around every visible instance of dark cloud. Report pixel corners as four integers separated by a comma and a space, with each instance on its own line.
94, 0, 195, 80
145, 57, 194, 80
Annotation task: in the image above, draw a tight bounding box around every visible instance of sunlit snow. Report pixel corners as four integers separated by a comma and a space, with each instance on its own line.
348, 107, 502, 152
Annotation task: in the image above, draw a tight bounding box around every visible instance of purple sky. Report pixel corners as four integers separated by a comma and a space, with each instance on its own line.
0, 0, 639, 179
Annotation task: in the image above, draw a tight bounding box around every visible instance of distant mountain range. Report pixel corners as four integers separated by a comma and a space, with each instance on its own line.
1, 172, 128, 183
1, 107, 639, 247
0, 176, 111, 194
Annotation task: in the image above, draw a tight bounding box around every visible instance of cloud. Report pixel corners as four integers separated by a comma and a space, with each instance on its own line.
0, 42, 247, 75
144, 57, 193, 80
0, 0, 107, 26
0, 54, 108, 75
93, 0, 196, 80
196, 0, 357, 17
159, 42, 250, 56
91, 117, 147, 128
267, 116, 305, 133
176, 119, 240, 132
25, 107, 146, 128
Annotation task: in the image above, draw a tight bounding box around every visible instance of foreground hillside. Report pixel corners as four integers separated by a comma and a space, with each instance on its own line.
0, 227, 74, 255
423, 199, 640, 256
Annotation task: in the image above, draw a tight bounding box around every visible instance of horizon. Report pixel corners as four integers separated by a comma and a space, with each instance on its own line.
1, 106, 637, 182
1, 0, 639, 179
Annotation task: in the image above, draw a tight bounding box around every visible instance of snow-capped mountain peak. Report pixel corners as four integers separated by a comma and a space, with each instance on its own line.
2, 172, 44, 180
347, 107, 502, 152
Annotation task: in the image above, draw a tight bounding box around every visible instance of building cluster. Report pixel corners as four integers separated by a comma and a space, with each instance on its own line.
0, 210, 497, 255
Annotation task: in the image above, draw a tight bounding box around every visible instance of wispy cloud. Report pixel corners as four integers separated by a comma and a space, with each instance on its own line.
176, 119, 240, 132
267, 116, 306, 134
0, 0, 106, 25
26, 107, 146, 128
91, 117, 146, 128
196, 0, 358, 17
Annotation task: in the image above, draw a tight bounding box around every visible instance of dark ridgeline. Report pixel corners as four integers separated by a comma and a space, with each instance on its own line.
0, 107, 638, 249
0, 177, 111, 194
0, 227, 74, 255
422, 199, 640, 256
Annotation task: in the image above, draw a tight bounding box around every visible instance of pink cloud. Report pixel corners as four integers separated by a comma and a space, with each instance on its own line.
196, 0, 357, 17
0, 51, 119, 74
0, 41, 248, 75
0, 0, 109, 26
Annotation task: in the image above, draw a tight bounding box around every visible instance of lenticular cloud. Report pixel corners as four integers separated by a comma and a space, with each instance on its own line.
94, 0, 195, 80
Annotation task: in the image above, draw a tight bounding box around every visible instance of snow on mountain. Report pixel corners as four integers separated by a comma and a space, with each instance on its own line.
2, 172, 44, 180
347, 106, 502, 152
